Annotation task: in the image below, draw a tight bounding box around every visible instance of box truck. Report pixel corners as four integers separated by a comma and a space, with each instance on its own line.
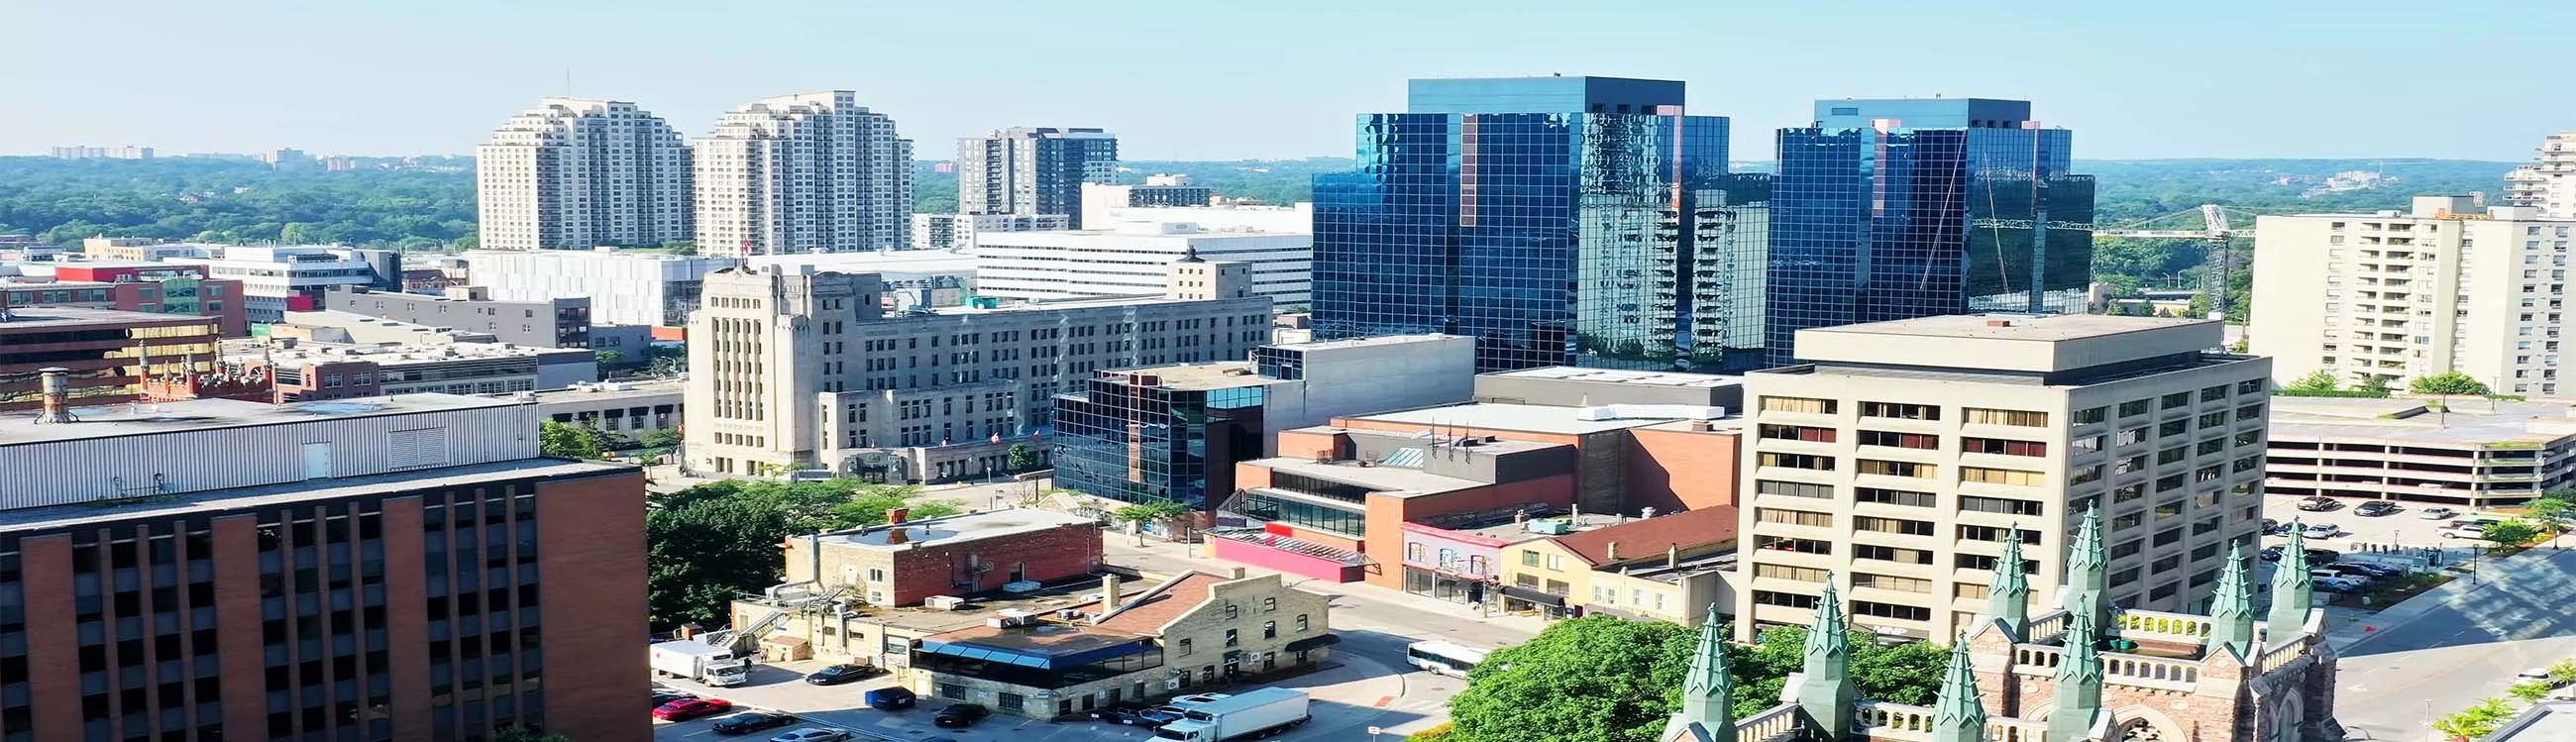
1152, 687, 1310, 741
649, 641, 752, 687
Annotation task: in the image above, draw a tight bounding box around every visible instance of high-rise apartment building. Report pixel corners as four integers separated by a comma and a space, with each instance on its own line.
475, 98, 695, 252
957, 127, 1119, 223
1765, 99, 2094, 367
682, 265, 1270, 482
1311, 76, 1768, 373
2507, 131, 2576, 218
2249, 195, 2576, 393
1734, 314, 2270, 643
0, 390, 645, 741
694, 91, 913, 258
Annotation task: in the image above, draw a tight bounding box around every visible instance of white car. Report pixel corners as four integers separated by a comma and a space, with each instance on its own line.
2419, 506, 2461, 520
1168, 692, 1234, 707
769, 729, 852, 742
2520, 667, 2555, 682
2303, 523, 2341, 539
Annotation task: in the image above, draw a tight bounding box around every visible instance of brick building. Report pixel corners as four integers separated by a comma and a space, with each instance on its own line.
781, 508, 1104, 607
3, 262, 247, 337
0, 390, 647, 742
0, 306, 222, 411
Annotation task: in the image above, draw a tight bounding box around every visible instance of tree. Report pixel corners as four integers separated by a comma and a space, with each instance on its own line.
645, 477, 965, 630
2433, 697, 2519, 740
2483, 520, 2544, 547
539, 420, 604, 460
2511, 680, 2555, 702
2356, 375, 2394, 396
2281, 370, 2339, 395
1005, 443, 1040, 474
2528, 497, 2574, 528
637, 428, 684, 450
595, 349, 624, 368
1447, 615, 1696, 742
2412, 371, 2492, 397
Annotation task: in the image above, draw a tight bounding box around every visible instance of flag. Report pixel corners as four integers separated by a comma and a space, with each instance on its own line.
990, 433, 1003, 444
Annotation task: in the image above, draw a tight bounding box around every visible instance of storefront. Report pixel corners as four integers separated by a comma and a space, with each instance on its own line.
1498, 584, 1577, 620
1402, 567, 1490, 606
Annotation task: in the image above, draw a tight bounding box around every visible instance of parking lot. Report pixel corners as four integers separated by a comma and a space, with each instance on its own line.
2256, 491, 2553, 551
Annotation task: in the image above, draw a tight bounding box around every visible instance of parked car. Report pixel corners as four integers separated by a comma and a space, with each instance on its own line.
1093, 702, 1156, 725
2356, 501, 2401, 517
2313, 576, 2368, 592
711, 711, 800, 736
804, 664, 881, 686
2261, 518, 2283, 535
652, 690, 698, 708
2419, 506, 2461, 520
2440, 525, 2495, 540
767, 729, 853, 742
2331, 564, 2403, 579
933, 703, 991, 728
864, 687, 917, 710
2260, 545, 2285, 562
2521, 667, 2557, 682
1169, 693, 1234, 707
2297, 496, 2339, 512
1131, 705, 1191, 728
655, 697, 735, 722
2303, 523, 2341, 539
2307, 548, 2342, 564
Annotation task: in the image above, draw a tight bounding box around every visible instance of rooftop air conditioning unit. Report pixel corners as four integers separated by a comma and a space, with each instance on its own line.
923, 595, 967, 610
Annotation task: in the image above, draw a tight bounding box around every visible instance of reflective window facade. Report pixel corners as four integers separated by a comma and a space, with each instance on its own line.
1765, 98, 2093, 367
1312, 77, 1766, 372
1052, 374, 1268, 509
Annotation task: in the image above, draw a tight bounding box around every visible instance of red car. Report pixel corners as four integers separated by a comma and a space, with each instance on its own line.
654, 697, 733, 721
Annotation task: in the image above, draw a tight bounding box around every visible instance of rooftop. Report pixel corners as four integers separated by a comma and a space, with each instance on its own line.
2268, 396, 2576, 447
812, 508, 1098, 552
1806, 313, 2209, 343
2487, 700, 2576, 741
742, 250, 979, 277
0, 392, 518, 446
1241, 457, 1486, 497
1267, 333, 1466, 353
1350, 402, 1715, 436
1093, 363, 1273, 391
1549, 506, 1741, 567
1090, 572, 1232, 633
0, 305, 214, 331
0, 458, 627, 532
929, 292, 1263, 316
1407, 508, 1616, 543
1483, 367, 1741, 389
502, 377, 685, 403
1788, 313, 2231, 375
227, 340, 586, 367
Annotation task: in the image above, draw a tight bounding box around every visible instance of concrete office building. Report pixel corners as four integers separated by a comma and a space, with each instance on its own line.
695, 91, 913, 258
0, 390, 645, 741
0, 307, 223, 411
77, 239, 213, 262
958, 127, 1118, 222
230, 338, 597, 400
507, 378, 685, 444
0, 269, 247, 337
2250, 195, 2576, 393
462, 248, 739, 328
189, 246, 398, 324
976, 220, 1312, 306
909, 213, 1071, 252
682, 265, 1272, 482
475, 98, 695, 252
1078, 185, 1310, 232
325, 286, 591, 349
2508, 131, 2576, 219
1080, 179, 1216, 220
1735, 314, 2272, 643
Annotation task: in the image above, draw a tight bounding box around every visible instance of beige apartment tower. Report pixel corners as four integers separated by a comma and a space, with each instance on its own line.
476, 98, 694, 251
695, 91, 914, 258
1735, 314, 2272, 643
2249, 195, 2576, 394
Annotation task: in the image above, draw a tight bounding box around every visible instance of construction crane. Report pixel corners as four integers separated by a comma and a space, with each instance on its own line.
2095, 204, 2250, 319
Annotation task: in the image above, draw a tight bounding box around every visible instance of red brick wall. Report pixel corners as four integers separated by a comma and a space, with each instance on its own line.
887, 523, 1103, 604
21, 535, 76, 738
381, 498, 433, 741
537, 471, 650, 742
211, 516, 268, 739
1624, 428, 1741, 513
1353, 475, 1578, 589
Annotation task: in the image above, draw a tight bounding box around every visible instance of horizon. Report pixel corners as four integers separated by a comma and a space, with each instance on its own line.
6, 1, 2573, 161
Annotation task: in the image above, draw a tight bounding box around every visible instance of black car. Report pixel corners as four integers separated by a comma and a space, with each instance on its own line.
1093, 702, 1153, 725
2331, 563, 2403, 579
710, 710, 800, 735
865, 687, 917, 710
2306, 548, 2342, 564
2356, 501, 2401, 517
651, 690, 698, 708
933, 703, 991, 728
805, 664, 882, 686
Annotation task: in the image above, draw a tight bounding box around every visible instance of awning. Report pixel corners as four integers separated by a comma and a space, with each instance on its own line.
1283, 633, 1342, 652
914, 637, 1155, 670
1499, 585, 1564, 606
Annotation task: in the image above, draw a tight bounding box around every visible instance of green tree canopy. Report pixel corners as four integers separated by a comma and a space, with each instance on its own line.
2411, 371, 2492, 397
1005, 443, 1041, 474
2433, 697, 2519, 740
2281, 371, 2339, 394
539, 420, 605, 460
2483, 520, 2545, 547
646, 477, 960, 629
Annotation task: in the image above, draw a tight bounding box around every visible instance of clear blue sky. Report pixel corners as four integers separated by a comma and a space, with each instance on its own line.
4, 0, 2567, 161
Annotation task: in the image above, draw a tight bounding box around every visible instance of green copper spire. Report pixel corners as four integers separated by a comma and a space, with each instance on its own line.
1986, 526, 2031, 639
1931, 635, 1987, 742
2205, 542, 2258, 660
2268, 520, 2316, 639
2048, 608, 2105, 742
2060, 505, 2109, 629
1797, 577, 1857, 741
1680, 604, 1738, 741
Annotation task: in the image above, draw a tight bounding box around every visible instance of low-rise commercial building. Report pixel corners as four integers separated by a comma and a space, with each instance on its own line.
326, 286, 591, 348
1225, 434, 1582, 585
1493, 505, 1738, 623
0, 272, 247, 337
2264, 395, 2576, 507
0, 306, 222, 411
462, 248, 740, 328
188, 245, 400, 323
229, 338, 596, 400
507, 377, 685, 444
784, 508, 1105, 606
1077, 185, 1302, 231
911, 213, 1071, 252
975, 220, 1310, 306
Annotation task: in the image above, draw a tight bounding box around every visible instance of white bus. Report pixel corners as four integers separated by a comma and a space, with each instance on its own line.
1406, 640, 1490, 679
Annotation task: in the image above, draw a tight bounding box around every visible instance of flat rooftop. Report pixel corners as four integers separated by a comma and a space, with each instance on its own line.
0, 459, 629, 532
1095, 362, 1273, 391
0, 392, 518, 446
1350, 402, 1709, 436
743, 251, 979, 277
507, 378, 685, 403
814, 508, 1098, 552
228, 340, 584, 367
1268, 333, 1463, 352
1482, 367, 1741, 388
2269, 396, 2576, 447
0, 305, 213, 331
2489, 701, 2576, 741
1809, 313, 2209, 342
931, 293, 1262, 316
770, 575, 1127, 636
1790, 313, 2226, 374
1243, 457, 1485, 497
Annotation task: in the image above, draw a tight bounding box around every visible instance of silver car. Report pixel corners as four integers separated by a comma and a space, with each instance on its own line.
769, 729, 852, 742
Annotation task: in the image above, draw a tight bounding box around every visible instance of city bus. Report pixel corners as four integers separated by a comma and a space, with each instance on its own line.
1405, 640, 1490, 679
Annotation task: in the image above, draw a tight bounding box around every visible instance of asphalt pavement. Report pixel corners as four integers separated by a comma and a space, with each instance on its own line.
2331, 548, 2576, 741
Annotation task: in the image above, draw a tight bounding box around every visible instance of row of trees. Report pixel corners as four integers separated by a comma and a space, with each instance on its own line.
1442, 616, 1946, 742
0, 158, 477, 250
2275, 370, 2495, 400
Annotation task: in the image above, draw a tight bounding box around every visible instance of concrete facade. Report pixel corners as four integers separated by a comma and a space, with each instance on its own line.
909, 213, 1070, 252
325, 286, 591, 348
695, 91, 913, 258
781, 508, 1105, 606
474, 97, 694, 252
462, 248, 739, 327
2263, 396, 2576, 507
974, 220, 1312, 306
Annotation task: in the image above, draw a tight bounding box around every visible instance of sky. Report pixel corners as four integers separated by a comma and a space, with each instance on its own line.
4, 0, 2571, 162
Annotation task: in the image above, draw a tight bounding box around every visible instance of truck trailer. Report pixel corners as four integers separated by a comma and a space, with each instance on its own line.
1153, 687, 1310, 741
649, 641, 752, 687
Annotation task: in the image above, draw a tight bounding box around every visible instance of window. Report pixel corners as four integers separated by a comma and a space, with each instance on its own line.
1262, 621, 1276, 639
1757, 508, 1834, 527
1959, 524, 2040, 544
1961, 467, 2045, 486
2161, 392, 2193, 409
1956, 554, 2039, 573
1753, 590, 1819, 609
1757, 479, 1835, 499
1546, 555, 1564, 571
2073, 406, 2107, 424
1854, 545, 1933, 565
2109, 540, 2142, 559
1856, 487, 1936, 507
1759, 453, 1837, 472
2238, 379, 2267, 395
1227, 604, 1239, 620
1855, 516, 1934, 536
1754, 536, 1833, 554
2118, 399, 2152, 417
1852, 574, 1932, 593
1761, 396, 1836, 414
1760, 424, 1838, 443
1179, 638, 1194, 656
1858, 460, 1935, 478
1754, 564, 1829, 583
1963, 438, 2048, 457
2071, 435, 2104, 454
1861, 401, 1940, 420
1859, 430, 1939, 449
2116, 427, 2149, 446
2200, 384, 2229, 402
1521, 552, 1540, 567
2159, 420, 2189, 438
2069, 466, 2102, 485
1965, 408, 2048, 427
1225, 629, 1238, 647
1852, 600, 1932, 621
1960, 495, 2044, 516
1296, 614, 1309, 632
1263, 597, 1276, 611
2158, 447, 2187, 465
2236, 403, 2266, 421
1956, 583, 1991, 599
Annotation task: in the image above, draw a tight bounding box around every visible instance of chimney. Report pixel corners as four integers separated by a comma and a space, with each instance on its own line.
885, 525, 909, 546
33, 368, 76, 424
1667, 543, 1680, 569
1606, 541, 1621, 562
1102, 574, 1124, 613
887, 507, 911, 525
1230, 567, 1246, 580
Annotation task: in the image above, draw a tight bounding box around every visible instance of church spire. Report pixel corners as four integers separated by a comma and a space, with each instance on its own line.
2060, 505, 2109, 628
2206, 541, 2258, 660
1797, 577, 1856, 741
2268, 520, 2316, 640
1679, 604, 1737, 742
2048, 608, 2105, 742
1930, 635, 1986, 742
1986, 526, 2030, 639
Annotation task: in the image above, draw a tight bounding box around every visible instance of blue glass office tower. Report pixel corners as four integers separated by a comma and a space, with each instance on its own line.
1764, 98, 2093, 367
1311, 76, 1762, 372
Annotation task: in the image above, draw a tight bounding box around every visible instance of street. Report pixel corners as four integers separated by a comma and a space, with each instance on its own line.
2330, 549, 2576, 741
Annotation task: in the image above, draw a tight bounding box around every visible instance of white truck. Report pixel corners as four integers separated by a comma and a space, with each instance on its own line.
649, 641, 751, 687
1153, 687, 1310, 741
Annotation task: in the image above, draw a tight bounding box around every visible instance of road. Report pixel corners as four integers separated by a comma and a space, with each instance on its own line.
2331, 548, 2576, 741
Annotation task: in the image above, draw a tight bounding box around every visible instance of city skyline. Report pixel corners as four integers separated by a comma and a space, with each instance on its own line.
6, 0, 2574, 161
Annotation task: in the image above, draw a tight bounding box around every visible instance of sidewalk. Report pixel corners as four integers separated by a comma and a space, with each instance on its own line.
2326, 547, 2573, 652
